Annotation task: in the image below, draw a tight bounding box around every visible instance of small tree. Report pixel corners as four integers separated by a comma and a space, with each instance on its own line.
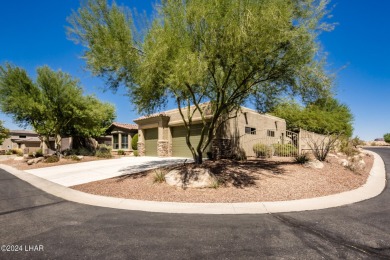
384, 133, 390, 144
131, 133, 138, 150
271, 98, 354, 137
0, 64, 116, 155
0, 121, 9, 145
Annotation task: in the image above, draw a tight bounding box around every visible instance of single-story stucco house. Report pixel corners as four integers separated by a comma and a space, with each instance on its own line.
105, 122, 138, 152
0, 130, 41, 153
134, 104, 290, 158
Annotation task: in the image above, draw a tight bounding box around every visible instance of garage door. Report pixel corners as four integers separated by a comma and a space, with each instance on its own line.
171, 125, 209, 158
144, 128, 158, 156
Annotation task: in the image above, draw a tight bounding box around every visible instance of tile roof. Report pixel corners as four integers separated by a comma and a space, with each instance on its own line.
13, 137, 41, 143
134, 113, 168, 121
111, 122, 138, 130
10, 129, 37, 135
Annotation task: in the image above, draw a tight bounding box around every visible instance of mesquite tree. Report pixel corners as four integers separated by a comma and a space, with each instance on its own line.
0, 64, 116, 155
68, 0, 334, 164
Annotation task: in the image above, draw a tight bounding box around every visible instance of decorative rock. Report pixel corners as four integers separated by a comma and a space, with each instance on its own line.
339, 159, 349, 167
327, 154, 339, 158
77, 156, 84, 160
165, 168, 217, 188
13, 157, 25, 161
33, 157, 44, 164
356, 159, 366, 170
304, 160, 324, 169
27, 159, 35, 165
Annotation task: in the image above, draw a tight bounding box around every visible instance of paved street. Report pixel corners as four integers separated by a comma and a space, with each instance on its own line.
0, 147, 389, 259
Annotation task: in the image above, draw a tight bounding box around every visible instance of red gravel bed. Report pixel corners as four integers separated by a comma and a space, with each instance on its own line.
71, 155, 373, 203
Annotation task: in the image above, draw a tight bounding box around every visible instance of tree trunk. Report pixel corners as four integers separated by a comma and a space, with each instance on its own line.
55, 134, 62, 156
195, 152, 203, 164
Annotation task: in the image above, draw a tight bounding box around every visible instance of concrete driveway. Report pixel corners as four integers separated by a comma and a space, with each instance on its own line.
25, 157, 189, 187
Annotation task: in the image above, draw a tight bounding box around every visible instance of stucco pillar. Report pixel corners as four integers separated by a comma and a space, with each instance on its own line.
138, 129, 145, 156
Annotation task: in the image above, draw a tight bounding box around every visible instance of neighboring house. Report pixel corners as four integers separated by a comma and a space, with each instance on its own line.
134, 104, 289, 158
105, 122, 138, 152
0, 130, 41, 153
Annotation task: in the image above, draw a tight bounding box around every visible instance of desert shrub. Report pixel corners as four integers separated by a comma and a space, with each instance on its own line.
339, 138, 359, 157
5, 150, 12, 155
153, 169, 165, 183
295, 153, 310, 164
11, 149, 23, 156
233, 150, 247, 161
351, 136, 365, 147
76, 147, 95, 156
28, 152, 34, 158
45, 155, 60, 163
253, 143, 273, 158
273, 144, 298, 157
307, 134, 340, 161
131, 134, 138, 150
65, 155, 81, 161
133, 150, 139, 157
34, 149, 43, 158
384, 133, 390, 144
95, 145, 112, 158
63, 147, 95, 156
209, 179, 221, 189
371, 142, 377, 146
117, 149, 125, 155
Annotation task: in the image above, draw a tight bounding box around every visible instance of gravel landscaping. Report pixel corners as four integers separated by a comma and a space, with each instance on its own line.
0, 156, 114, 171
72, 153, 373, 203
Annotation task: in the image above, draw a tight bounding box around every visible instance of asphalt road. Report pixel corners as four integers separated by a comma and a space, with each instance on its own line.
0, 147, 389, 259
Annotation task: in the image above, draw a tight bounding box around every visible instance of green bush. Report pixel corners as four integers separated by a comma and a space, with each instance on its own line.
95, 145, 112, 158
45, 155, 60, 163
273, 144, 298, 157
133, 150, 139, 157
339, 138, 359, 157
65, 155, 81, 161
63, 147, 95, 156
253, 143, 272, 158
117, 150, 125, 155
5, 150, 12, 155
384, 133, 390, 144
351, 136, 365, 147
295, 153, 310, 164
11, 149, 23, 156
35, 149, 43, 158
131, 134, 138, 151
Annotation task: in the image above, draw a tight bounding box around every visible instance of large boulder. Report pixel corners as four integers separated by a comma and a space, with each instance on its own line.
27, 159, 35, 165
304, 160, 324, 169
33, 157, 44, 164
165, 168, 217, 188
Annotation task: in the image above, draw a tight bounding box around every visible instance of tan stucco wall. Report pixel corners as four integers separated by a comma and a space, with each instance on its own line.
135, 105, 287, 158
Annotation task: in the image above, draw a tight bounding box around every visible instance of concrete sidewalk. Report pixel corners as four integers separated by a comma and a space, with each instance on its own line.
1, 151, 386, 214
25, 157, 190, 187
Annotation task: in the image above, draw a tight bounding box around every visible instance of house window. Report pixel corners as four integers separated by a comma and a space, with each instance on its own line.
113, 134, 119, 149
267, 130, 275, 137
245, 127, 256, 135
121, 134, 128, 149
19, 135, 26, 138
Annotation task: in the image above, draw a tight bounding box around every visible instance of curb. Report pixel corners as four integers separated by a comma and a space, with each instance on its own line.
0, 151, 386, 215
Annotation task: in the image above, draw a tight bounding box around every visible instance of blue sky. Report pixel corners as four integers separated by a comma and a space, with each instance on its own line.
1, 0, 389, 141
